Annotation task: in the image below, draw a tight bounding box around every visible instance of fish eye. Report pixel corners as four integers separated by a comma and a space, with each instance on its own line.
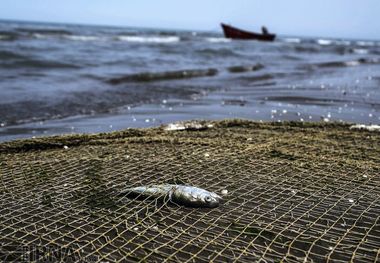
205, 196, 212, 202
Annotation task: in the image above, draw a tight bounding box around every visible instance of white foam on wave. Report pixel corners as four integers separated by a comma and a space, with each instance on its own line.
33, 33, 102, 41
352, 48, 368, 55
64, 35, 101, 41
32, 33, 49, 39
283, 38, 301, 44
317, 39, 332, 46
116, 36, 180, 43
206, 37, 231, 43
344, 61, 361, 67
356, 41, 375, 47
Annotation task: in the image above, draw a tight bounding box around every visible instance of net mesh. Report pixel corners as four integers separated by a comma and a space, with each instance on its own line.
0, 120, 379, 262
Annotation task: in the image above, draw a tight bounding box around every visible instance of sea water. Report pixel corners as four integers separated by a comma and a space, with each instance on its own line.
0, 20, 379, 141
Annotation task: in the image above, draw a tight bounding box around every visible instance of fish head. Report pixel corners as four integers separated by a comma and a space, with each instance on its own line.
200, 191, 222, 208
172, 186, 222, 208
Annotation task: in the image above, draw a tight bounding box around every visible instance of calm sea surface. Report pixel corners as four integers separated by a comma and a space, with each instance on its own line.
1, 20, 380, 141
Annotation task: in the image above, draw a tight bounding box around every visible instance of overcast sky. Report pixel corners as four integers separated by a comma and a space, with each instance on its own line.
1, 0, 379, 39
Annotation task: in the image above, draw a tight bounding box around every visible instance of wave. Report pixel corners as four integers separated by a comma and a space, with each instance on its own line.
222, 99, 247, 106
116, 35, 180, 43
63, 35, 102, 41
0, 50, 28, 60
310, 58, 380, 69
350, 48, 368, 55
281, 54, 304, 61
282, 38, 301, 44
294, 45, 321, 53
335, 40, 351, 46
240, 74, 275, 82
370, 49, 380, 55
294, 44, 376, 56
316, 61, 360, 68
0, 84, 210, 126
0, 31, 19, 41
227, 64, 264, 73
31, 33, 103, 42
16, 27, 73, 36
32, 33, 53, 39
264, 96, 350, 106
359, 58, 380, 64
205, 37, 231, 43
356, 41, 375, 47
107, 68, 218, 84
196, 48, 241, 57
0, 58, 80, 69
317, 39, 332, 46
314, 39, 378, 47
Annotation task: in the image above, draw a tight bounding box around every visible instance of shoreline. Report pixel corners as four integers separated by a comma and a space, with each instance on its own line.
0, 119, 365, 149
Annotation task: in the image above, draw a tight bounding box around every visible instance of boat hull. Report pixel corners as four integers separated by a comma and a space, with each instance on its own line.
221, 23, 275, 41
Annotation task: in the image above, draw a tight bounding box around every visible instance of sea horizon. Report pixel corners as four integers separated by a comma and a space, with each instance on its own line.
1, 18, 380, 42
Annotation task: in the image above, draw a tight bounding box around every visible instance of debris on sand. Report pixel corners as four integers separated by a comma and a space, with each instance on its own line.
164, 121, 214, 131
350, 124, 380, 132
221, 189, 228, 196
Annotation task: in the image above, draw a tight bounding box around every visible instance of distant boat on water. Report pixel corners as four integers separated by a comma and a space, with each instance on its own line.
221, 23, 276, 41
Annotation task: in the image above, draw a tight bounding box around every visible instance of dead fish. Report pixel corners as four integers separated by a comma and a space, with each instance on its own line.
120, 184, 222, 208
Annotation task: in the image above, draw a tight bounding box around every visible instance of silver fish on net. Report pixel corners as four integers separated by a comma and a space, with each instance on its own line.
120, 184, 222, 208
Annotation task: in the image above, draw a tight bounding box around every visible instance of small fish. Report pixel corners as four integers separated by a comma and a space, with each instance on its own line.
120, 184, 222, 208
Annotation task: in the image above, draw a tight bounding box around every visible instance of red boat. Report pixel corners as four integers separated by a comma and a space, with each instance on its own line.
221, 23, 276, 41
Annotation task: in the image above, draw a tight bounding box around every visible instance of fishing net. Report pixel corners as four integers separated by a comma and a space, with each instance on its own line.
0, 120, 379, 262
